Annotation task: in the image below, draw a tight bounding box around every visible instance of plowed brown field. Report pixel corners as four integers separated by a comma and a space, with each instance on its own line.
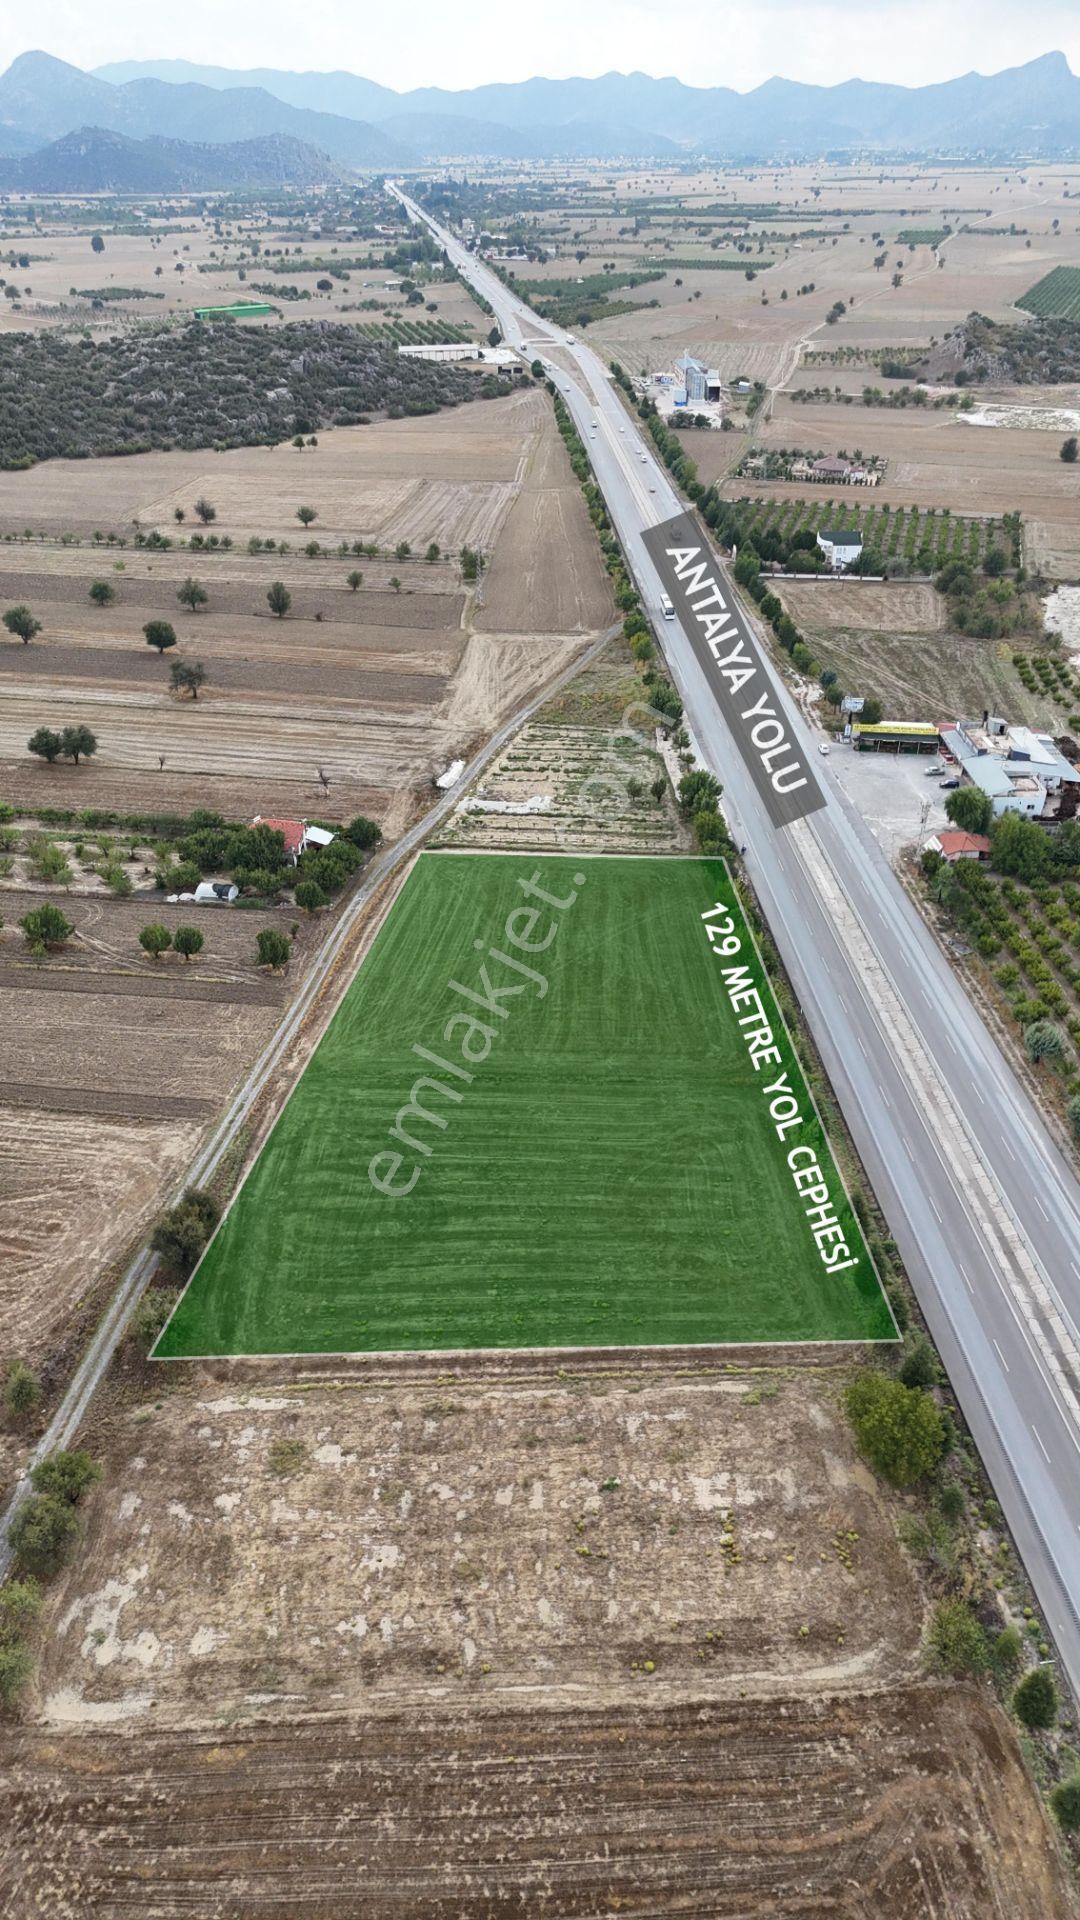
1, 1366, 1070, 1918
3, 1685, 1067, 1920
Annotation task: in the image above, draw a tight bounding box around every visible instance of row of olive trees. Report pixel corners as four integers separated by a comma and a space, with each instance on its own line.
4, 548, 458, 649
10, 900, 293, 971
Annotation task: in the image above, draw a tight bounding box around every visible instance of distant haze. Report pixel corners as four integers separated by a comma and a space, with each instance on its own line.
6, 1, 1080, 95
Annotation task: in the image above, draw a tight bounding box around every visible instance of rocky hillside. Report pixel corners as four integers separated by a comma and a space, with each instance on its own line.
0, 125, 344, 191
906, 311, 1080, 387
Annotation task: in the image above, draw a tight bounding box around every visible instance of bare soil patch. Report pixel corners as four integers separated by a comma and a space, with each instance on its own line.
1, 1363, 1070, 1917
0, 1110, 200, 1365
779, 579, 945, 634
0, 888, 317, 1360
783, 614, 1058, 730
35, 1370, 920, 1725
0, 642, 449, 707
2, 1684, 1068, 1920
476, 396, 615, 636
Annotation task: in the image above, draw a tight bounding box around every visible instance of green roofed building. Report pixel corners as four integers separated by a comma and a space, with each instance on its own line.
852, 720, 940, 753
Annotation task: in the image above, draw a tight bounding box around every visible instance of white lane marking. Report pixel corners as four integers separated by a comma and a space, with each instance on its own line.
857, 1034, 868, 1059
959, 1263, 974, 1295
993, 1339, 1010, 1372
1034, 1194, 1049, 1222
929, 1195, 943, 1224
970, 1082, 985, 1106
944, 1031, 958, 1055
877, 1083, 891, 1110
902, 1136, 915, 1162
1033, 1425, 1052, 1463
1000, 1136, 1017, 1163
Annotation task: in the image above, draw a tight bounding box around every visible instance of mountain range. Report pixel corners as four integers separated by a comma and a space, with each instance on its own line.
0, 49, 1077, 171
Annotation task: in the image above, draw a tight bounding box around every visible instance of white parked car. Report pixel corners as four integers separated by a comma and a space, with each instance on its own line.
818, 744, 830, 756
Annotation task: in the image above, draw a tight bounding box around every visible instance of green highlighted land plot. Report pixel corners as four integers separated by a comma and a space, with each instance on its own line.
156, 853, 895, 1358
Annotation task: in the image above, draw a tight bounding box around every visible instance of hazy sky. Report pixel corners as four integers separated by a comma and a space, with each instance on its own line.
7, 0, 1080, 94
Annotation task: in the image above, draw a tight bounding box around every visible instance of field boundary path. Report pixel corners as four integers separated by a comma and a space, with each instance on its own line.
0, 623, 618, 1577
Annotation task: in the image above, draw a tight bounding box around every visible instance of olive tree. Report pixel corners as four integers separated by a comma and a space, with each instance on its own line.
3, 604, 41, 644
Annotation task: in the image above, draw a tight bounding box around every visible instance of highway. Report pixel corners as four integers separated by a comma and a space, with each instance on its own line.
393, 184, 1080, 1695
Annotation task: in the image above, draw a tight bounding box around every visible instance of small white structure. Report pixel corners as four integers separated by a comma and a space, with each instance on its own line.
398, 343, 523, 370
436, 758, 465, 790
193, 881, 239, 905
816, 529, 864, 571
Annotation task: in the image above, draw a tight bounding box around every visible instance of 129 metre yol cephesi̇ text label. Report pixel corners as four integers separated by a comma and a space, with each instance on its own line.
701, 896, 861, 1277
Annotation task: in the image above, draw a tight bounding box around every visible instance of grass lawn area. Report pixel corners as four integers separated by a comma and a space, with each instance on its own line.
156, 853, 895, 1357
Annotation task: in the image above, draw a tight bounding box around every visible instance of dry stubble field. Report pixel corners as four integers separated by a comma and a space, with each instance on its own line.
0, 210, 491, 340
523, 162, 1080, 575
0, 1363, 1070, 1917
0, 384, 612, 1395
0, 387, 612, 821
774, 578, 1063, 726
0, 888, 305, 1374
572, 164, 1077, 379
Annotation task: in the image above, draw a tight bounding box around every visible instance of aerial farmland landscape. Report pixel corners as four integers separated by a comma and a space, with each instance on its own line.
3, 16, 1080, 1919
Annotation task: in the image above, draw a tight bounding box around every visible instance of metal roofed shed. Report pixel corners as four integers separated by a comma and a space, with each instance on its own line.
851, 720, 940, 753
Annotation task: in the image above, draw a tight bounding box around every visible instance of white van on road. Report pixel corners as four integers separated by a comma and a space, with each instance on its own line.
659, 593, 675, 620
